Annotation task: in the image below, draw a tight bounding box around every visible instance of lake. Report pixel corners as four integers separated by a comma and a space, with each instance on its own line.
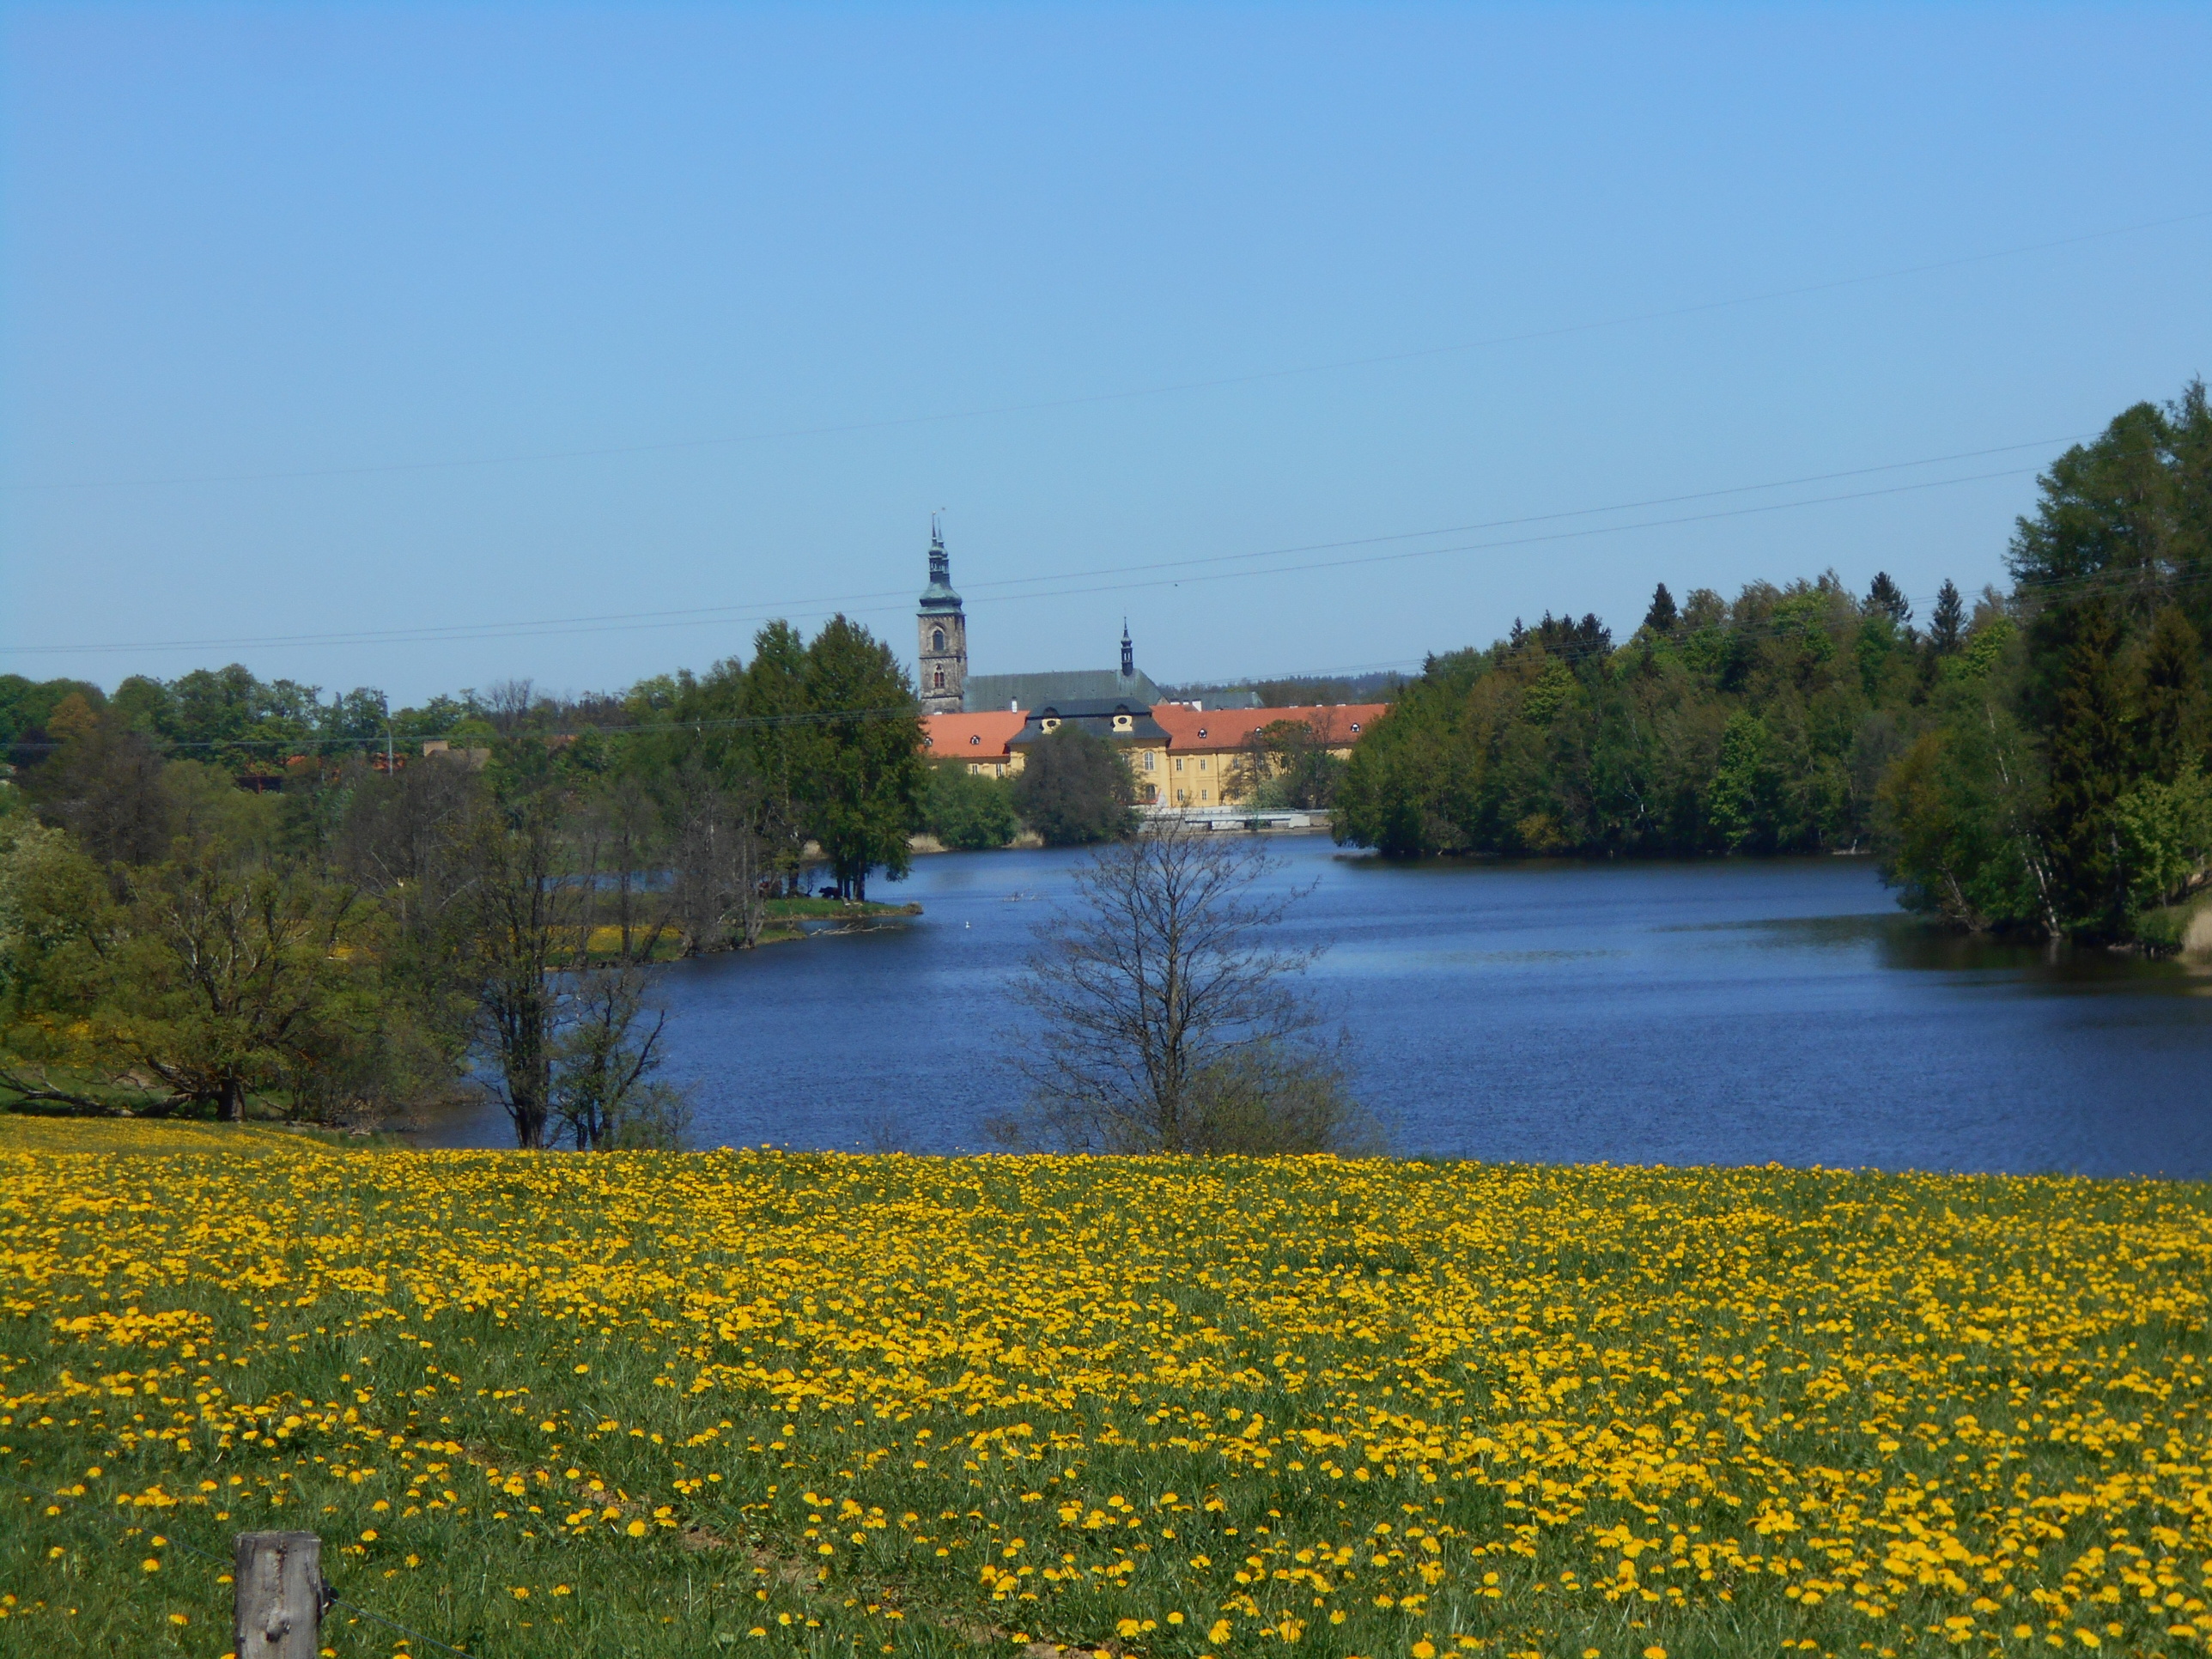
417, 836, 2212, 1176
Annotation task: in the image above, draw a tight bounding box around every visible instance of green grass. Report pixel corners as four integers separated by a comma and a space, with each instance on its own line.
3, 1125, 2211, 1657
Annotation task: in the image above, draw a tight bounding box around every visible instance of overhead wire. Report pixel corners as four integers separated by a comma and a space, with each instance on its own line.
4, 207, 2203, 494
0, 435, 2082, 659
11, 562, 2192, 758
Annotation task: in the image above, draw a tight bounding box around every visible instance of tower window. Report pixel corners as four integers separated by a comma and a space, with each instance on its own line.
933, 669, 945, 688
931, 627, 945, 652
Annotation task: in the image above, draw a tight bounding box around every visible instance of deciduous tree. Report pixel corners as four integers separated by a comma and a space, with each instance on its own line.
997, 817, 1369, 1154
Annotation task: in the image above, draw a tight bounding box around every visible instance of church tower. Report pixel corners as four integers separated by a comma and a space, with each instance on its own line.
916, 518, 967, 714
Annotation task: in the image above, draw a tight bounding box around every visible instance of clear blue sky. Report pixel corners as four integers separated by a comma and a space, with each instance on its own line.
3, 3, 2208, 705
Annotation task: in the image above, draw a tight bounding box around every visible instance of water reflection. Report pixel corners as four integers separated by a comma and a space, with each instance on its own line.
416, 839, 2212, 1177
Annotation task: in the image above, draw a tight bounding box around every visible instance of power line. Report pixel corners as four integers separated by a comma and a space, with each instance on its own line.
10, 567, 2197, 755
7, 704, 924, 755
0, 435, 2075, 659
4, 209, 2203, 495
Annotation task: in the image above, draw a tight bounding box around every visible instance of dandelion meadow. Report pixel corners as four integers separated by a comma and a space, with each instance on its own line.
3, 1120, 2211, 1658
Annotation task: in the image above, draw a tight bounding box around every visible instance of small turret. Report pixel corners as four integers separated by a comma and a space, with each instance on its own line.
1121, 619, 1134, 681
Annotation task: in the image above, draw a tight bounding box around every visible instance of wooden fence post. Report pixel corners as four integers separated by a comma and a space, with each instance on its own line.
233, 1530, 325, 1658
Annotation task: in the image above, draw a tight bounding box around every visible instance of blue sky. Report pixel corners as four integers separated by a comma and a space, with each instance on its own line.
3, 3, 2208, 704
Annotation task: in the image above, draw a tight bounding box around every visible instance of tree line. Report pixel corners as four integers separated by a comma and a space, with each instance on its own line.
0, 616, 929, 1139
1335, 380, 2212, 945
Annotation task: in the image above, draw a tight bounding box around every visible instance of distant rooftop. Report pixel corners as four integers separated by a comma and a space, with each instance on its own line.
963, 667, 1164, 713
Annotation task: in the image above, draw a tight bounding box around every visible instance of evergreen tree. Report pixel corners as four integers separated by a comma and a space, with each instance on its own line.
1642, 583, 1678, 634
1929, 580, 1965, 653
2041, 599, 2129, 933
1865, 571, 1911, 626
2137, 604, 2205, 783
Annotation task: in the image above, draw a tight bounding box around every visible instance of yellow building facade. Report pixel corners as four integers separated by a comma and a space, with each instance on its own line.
920, 702, 1386, 807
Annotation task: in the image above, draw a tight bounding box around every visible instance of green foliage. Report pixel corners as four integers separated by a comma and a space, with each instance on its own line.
1335, 380, 2212, 945
1706, 711, 1770, 851
1335, 577, 1880, 859
924, 760, 1021, 849
0, 673, 104, 752
1233, 718, 1349, 811
1875, 708, 2052, 933
1876, 380, 2212, 941
1012, 726, 1135, 846
801, 617, 927, 899
2041, 599, 2130, 930
2113, 764, 2212, 917
1, 611, 933, 1134
1182, 1036, 1382, 1155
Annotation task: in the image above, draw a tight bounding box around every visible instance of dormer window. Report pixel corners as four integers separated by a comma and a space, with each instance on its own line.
1197, 726, 1208, 738
1041, 717, 1060, 733
969, 733, 981, 745
1112, 714, 1133, 732
1350, 722, 1361, 733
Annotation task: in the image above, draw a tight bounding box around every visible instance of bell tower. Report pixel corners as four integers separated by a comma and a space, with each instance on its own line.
916, 516, 967, 714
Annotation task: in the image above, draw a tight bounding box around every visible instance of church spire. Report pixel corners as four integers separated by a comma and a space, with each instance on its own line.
917, 516, 967, 715
1121, 618, 1133, 680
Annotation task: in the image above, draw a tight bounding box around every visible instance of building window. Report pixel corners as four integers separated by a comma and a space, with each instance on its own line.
933, 668, 945, 688
1143, 751, 1155, 770
1041, 717, 1060, 733
932, 627, 945, 652
1199, 757, 1209, 771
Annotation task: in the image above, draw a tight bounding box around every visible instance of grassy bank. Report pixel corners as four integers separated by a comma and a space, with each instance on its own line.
580, 899, 924, 960
2, 1121, 2209, 1658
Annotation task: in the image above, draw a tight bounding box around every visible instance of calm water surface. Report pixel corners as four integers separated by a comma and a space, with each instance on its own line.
420, 837, 2212, 1176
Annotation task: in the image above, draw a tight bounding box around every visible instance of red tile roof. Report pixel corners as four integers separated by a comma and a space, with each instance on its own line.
1149, 702, 1389, 752
921, 710, 1027, 759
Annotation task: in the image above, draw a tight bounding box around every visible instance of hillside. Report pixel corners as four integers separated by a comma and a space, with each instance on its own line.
3, 1121, 2209, 1656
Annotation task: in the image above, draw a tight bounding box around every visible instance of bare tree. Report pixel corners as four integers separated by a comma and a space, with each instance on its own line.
573, 773, 667, 960
447, 787, 581, 1149
655, 759, 768, 954
483, 678, 538, 735
550, 963, 691, 1150
997, 816, 1371, 1153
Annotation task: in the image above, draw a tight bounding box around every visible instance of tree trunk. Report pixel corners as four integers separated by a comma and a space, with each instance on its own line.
221, 1077, 245, 1123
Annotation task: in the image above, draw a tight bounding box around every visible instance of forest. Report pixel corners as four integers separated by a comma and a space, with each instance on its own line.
1334, 379, 2212, 945
0, 617, 929, 1138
